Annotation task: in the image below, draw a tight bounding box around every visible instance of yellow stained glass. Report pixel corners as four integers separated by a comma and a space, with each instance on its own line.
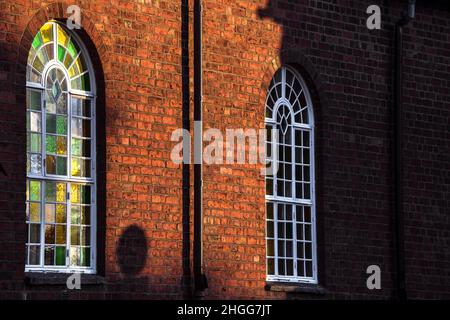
57, 24, 69, 47
68, 56, 85, 78
56, 136, 67, 155
56, 204, 66, 223
30, 203, 40, 222
70, 184, 80, 203
40, 23, 53, 44
71, 158, 81, 176
56, 225, 66, 244
56, 183, 66, 203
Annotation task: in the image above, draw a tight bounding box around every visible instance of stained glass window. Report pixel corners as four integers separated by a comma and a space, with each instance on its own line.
25, 21, 96, 272
265, 66, 317, 283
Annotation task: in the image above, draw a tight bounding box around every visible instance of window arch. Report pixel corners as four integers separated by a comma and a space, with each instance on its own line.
265, 66, 317, 283
25, 21, 96, 273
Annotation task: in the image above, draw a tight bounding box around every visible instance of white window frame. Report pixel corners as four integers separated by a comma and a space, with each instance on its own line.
265, 66, 317, 284
25, 21, 97, 274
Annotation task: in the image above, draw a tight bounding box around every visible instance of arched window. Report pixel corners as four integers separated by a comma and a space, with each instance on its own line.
25, 21, 96, 273
265, 66, 317, 283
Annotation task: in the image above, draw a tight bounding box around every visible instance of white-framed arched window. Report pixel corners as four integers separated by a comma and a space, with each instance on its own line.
265, 66, 317, 283
25, 21, 96, 273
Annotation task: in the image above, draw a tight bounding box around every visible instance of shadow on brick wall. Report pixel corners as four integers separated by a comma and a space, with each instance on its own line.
116, 225, 148, 277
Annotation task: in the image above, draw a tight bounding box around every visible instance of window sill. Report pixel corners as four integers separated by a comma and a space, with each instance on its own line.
265, 282, 327, 295
25, 272, 106, 286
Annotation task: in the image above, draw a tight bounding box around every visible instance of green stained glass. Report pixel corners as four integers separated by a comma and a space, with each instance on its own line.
30, 180, 40, 201
46, 135, 56, 153
55, 246, 65, 265
45, 182, 56, 201
29, 133, 41, 153
81, 186, 91, 204
81, 247, 90, 266
28, 90, 41, 110
81, 74, 90, 91
67, 41, 77, 58
71, 206, 81, 224
56, 116, 67, 135
72, 138, 81, 156
57, 45, 65, 63
31, 32, 43, 49
46, 114, 56, 133
56, 157, 67, 175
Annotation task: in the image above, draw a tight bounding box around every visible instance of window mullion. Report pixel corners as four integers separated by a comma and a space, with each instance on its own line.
274, 202, 278, 276
66, 182, 71, 268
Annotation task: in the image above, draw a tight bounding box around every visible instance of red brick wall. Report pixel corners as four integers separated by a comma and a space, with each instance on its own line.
0, 0, 449, 299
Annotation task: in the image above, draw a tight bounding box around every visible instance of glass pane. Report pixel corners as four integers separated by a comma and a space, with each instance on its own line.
45, 224, 55, 244
267, 258, 274, 275
56, 93, 67, 114
46, 135, 56, 153
71, 138, 91, 157
71, 205, 81, 224
47, 114, 57, 133
55, 246, 65, 265
30, 133, 41, 153
29, 203, 40, 222
30, 112, 41, 132
56, 182, 66, 202
56, 116, 67, 134
81, 247, 90, 267
56, 225, 66, 244
29, 180, 41, 201
30, 154, 42, 174
71, 226, 80, 245
45, 204, 55, 223
27, 90, 41, 110
71, 98, 91, 117
81, 206, 90, 225
29, 224, 40, 243
70, 246, 80, 266
56, 156, 67, 175
45, 181, 56, 201
56, 136, 67, 155
81, 227, 90, 245
44, 246, 54, 265
56, 204, 66, 223
46, 155, 56, 174
29, 245, 40, 265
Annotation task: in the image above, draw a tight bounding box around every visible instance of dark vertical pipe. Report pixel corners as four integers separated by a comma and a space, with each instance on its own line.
193, 0, 207, 296
394, 22, 406, 300
393, 0, 415, 300
181, 0, 192, 299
